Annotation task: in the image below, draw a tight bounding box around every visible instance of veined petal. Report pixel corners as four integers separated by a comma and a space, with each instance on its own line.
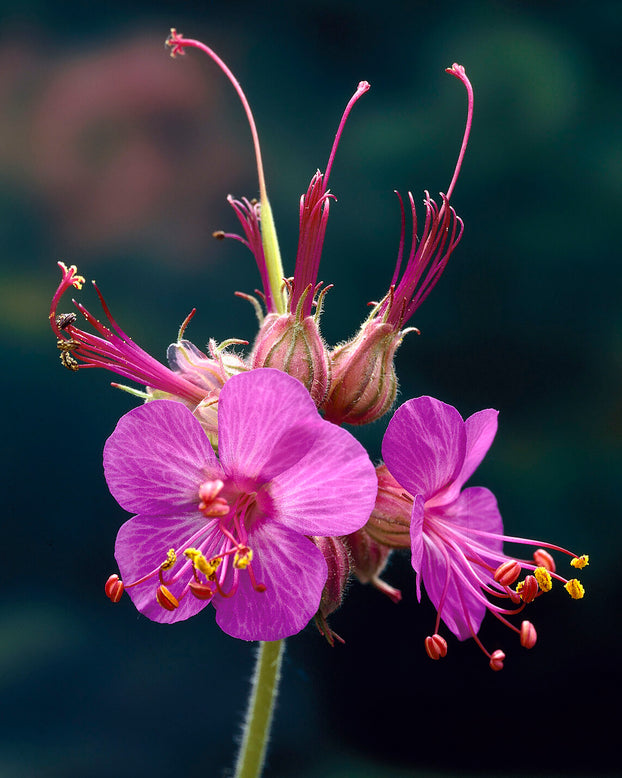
104, 400, 222, 515
421, 537, 487, 641
115, 512, 218, 624
444, 485, 504, 542
214, 521, 327, 640
217, 369, 321, 483
409, 494, 425, 601
439, 409, 498, 503
266, 419, 377, 536
383, 396, 466, 500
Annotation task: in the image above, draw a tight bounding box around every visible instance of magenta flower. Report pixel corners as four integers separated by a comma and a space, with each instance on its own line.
377, 396, 587, 669
103, 368, 377, 640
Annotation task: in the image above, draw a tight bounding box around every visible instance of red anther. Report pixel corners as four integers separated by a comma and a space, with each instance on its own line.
156, 584, 179, 611
520, 620, 537, 649
517, 574, 538, 603
489, 649, 505, 671
189, 580, 216, 601
425, 634, 448, 660
533, 548, 556, 572
104, 574, 124, 603
494, 559, 521, 586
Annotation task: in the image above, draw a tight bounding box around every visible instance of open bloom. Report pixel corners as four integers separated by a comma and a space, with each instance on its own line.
104, 368, 377, 640
370, 395, 587, 669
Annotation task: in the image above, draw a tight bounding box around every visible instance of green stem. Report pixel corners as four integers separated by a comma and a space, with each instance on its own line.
234, 639, 285, 778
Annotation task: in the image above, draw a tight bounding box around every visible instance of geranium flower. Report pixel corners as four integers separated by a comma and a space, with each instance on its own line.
371, 395, 587, 669
103, 368, 377, 640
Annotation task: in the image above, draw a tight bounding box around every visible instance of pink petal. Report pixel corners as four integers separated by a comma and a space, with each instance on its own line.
419, 487, 503, 640
420, 537, 487, 640
115, 512, 218, 624
214, 521, 327, 640
217, 369, 322, 483
409, 495, 425, 601
438, 409, 498, 503
265, 418, 377, 536
104, 400, 222, 515
383, 396, 466, 500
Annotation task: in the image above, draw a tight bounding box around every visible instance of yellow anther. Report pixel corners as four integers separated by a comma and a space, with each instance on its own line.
534, 566, 553, 592
160, 548, 177, 570
570, 554, 589, 569
565, 579, 585, 599
234, 547, 253, 569
184, 548, 221, 578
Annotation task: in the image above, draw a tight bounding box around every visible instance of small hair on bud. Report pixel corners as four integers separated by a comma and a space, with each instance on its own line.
520, 620, 537, 649
425, 634, 448, 660
489, 649, 505, 671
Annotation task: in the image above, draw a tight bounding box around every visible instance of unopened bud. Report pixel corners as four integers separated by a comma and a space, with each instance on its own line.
347, 526, 401, 603
489, 649, 506, 671
363, 465, 412, 550
425, 634, 448, 660
323, 319, 401, 425
312, 536, 352, 646
251, 312, 330, 406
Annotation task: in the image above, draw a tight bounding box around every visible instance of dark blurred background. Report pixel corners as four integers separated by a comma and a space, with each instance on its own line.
1, 1, 619, 776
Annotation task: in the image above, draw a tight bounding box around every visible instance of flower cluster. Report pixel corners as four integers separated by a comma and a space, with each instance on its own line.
51, 30, 587, 666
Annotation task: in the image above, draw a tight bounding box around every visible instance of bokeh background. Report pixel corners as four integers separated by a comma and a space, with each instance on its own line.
1, 1, 619, 776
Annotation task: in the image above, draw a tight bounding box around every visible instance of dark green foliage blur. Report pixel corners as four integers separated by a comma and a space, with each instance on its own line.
1, 1, 619, 776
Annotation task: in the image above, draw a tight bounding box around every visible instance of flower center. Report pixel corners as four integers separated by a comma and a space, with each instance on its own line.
104, 478, 266, 611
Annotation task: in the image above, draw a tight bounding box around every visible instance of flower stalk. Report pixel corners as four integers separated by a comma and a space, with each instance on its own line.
235, 639, 285, 778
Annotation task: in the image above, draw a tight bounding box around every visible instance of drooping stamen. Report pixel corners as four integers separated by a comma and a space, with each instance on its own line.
166, 29, 286, 313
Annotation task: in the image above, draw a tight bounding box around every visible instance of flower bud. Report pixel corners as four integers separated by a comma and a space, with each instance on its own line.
364, 464, 412, 549
322, 319, 401, 425
312, 536, 352, 645
347, 526, 401, 603
250, 312, 330, 406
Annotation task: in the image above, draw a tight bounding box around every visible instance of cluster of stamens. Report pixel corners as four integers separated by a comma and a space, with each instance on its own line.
104, 479, 266, 611
424, 546, 588, 671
